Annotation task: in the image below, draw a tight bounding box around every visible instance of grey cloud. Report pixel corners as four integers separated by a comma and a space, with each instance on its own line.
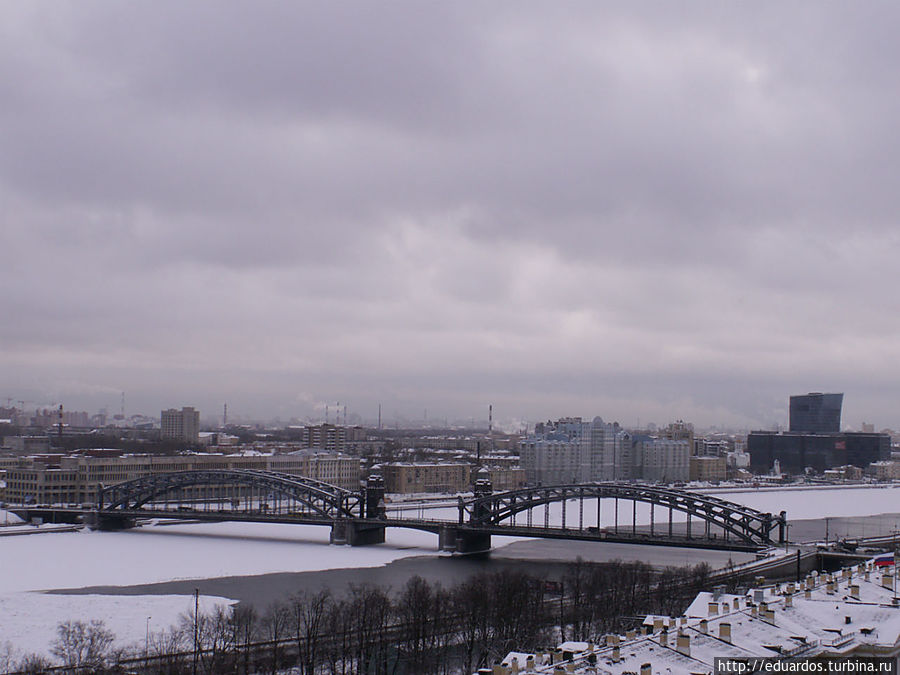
3, 2, 900, 428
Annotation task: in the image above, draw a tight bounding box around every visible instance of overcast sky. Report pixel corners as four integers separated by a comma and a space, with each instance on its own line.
2, 2, 899, 430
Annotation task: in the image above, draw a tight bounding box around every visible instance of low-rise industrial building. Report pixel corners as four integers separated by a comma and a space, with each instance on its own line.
2, 451, 362, 504
748, 431, 890, 474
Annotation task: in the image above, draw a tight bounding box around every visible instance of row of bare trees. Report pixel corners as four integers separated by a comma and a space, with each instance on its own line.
7, 560, 715, 675
558, 559, 712, 641
146, 571, 550, 675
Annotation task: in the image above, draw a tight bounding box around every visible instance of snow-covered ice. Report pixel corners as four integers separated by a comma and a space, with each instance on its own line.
713, 483, 900, 520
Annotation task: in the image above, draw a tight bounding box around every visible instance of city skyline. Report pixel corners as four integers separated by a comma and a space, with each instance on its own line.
4, 4, 900, 430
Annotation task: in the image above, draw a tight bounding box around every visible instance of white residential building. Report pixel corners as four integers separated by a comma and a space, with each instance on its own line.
633, 436, 691, 483
521, 417, 622, 485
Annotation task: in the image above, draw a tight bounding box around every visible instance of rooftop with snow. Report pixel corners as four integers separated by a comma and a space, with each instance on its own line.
490, 557, 900, 675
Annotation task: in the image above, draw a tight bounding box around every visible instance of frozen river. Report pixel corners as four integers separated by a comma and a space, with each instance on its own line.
2, 484, 899, 658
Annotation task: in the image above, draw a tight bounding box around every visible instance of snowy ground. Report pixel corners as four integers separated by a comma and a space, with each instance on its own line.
1, 484, 899, 659
0, 592, 231, 666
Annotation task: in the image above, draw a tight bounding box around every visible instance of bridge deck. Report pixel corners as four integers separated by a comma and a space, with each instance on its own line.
13, 507, 765, 551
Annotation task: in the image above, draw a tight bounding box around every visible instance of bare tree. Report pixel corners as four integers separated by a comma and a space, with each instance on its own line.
50, 619, 115, 673
292, 589, 332, 675
148, 625, 188, 675
0, 642, 18, 675
454, 573, 491, 674
395, 576, 436, 673
261, 602, 291, 675
323, 598, 354, 675
228, 605, 258, 675
16, 652, 53, 675
347, 583, 394, 675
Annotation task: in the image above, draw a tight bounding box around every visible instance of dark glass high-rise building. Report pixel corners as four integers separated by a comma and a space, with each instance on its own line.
789, 392, 843, 433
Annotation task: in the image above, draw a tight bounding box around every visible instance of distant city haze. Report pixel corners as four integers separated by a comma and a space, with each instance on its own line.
2, 4, 899, 430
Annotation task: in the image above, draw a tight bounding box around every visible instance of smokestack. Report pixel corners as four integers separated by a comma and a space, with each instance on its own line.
223, 402, 227, 427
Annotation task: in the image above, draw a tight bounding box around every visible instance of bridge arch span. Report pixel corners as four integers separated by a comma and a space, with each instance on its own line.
465, 482, 786, 546
99, 469, 361, 520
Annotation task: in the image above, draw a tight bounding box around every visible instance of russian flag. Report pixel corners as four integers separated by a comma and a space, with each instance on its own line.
874, 553, 895, 567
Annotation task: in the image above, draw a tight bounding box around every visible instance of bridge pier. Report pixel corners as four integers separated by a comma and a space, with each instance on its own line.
85, 512, 136, 531
330, 520, 386, 546
438, 526, 491, 554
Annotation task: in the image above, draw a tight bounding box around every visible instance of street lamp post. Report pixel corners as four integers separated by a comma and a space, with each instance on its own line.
145, 616, 151, 660
193, 588, 199, 675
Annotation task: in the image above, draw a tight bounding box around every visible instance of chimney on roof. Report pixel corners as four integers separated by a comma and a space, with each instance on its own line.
699, 619, 708, 634
641, 664, 652, 675
719, 622, 732, 644
676, 633, 691, 657
850, 584, 860, 600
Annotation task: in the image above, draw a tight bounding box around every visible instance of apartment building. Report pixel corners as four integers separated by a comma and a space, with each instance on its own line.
487, 465, 527, 491
522, 417, 693, 485
521, 417, 623, 485
160, 407, 200, 443
632, 436, 690, 483
380, 462, 472, 494
689, 455, 727, 482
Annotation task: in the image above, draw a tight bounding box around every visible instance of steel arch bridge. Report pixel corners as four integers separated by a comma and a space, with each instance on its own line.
460, 482, 787, 546
99, 469, 363, 520
73, 470, 787, 550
